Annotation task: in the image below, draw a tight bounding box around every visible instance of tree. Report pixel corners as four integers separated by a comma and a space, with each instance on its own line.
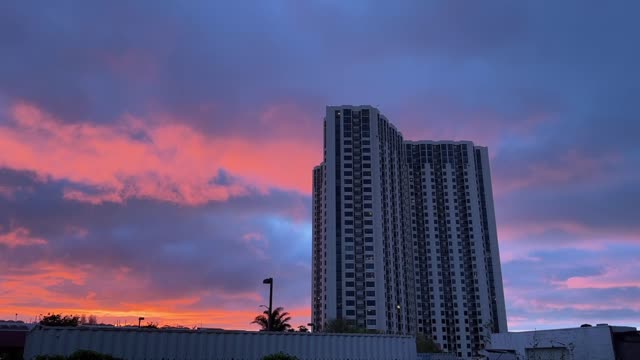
79, 315, 98, 325
416, 334, 442, 353
297, 325, 309, 333
251, 307, 292, 331
142, 322, 158, 328
40, 314, 80, 327
324, 319, 379, 334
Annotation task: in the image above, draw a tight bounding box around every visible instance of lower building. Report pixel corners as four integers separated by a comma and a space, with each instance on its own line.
0, 321, 31, 360
484, 324, 640, 360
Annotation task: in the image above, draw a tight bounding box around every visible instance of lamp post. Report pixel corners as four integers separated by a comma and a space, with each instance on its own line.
138, 317, 145, 328
307, 323, 314, 333
262, 278, 273, 331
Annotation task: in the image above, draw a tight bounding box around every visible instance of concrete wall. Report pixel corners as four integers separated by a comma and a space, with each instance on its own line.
490, 325, 636, 360
24, 326, 417, 360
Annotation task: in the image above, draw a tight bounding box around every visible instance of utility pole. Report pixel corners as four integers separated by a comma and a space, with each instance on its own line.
263, 278, 273, 331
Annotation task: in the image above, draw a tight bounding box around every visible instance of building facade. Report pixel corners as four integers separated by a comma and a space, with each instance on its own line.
405, 141, 508, 357
312, 105, 507, 358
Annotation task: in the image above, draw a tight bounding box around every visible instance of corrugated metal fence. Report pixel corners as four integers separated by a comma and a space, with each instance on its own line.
24, 326, 417, 360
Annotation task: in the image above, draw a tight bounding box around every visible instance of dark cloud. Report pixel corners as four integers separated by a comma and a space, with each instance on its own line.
0, 168, 311, 313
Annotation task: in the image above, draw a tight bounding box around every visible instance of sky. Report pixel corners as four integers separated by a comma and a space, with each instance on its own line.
0, 1, 639, 331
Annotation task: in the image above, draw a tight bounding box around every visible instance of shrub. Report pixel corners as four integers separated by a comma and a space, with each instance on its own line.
34, 356, 66, 360
261, 352, 299, 360
35, 350, 122, 360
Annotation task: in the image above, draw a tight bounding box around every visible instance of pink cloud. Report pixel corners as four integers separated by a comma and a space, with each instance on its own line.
0, 226, 47, 248
0, 102, 321, 205
553, 265, 640, 290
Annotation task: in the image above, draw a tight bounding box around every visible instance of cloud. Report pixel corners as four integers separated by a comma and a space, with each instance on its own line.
1, 0, 640, 331
0, 102, 320, 204
503, 246, 640, 330
0, 226, 47, 248
0, 168, 312, 328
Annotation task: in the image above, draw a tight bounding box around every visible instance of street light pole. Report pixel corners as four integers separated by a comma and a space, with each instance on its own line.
262, 278, 273, 331
138, 317, 144, 328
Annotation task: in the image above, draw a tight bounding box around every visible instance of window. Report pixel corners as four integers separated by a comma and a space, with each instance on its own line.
366, 300, 376, 306
346, 310, 355, 316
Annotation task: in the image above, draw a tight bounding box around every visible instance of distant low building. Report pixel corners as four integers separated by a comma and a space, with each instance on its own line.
0, 320, 32, 360
483, 324, 640, 360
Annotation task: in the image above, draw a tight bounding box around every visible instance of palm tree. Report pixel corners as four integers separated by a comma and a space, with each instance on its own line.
252, 307, 292, 331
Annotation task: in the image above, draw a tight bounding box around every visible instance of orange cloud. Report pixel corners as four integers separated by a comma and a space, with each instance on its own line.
0, 257, 311, 330
0, 102, 320, 205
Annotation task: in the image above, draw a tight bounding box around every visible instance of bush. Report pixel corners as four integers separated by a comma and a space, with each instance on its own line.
261, 352, 299, 360
35, 350, 122, 360
34, 356, 66, 360
39, 314, 79, 327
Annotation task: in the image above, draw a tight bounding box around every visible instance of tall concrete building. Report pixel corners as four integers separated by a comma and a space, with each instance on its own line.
312, 105, 508, 358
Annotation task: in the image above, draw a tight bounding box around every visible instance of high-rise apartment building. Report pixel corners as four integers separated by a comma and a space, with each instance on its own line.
312, 105, 507, 358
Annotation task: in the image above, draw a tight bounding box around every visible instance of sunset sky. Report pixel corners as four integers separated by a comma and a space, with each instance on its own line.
1, 1, 639, 331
